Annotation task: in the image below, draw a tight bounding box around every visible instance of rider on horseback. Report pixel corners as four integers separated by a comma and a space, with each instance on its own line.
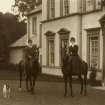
68, 37, 82, 74
25, 39, 34, 63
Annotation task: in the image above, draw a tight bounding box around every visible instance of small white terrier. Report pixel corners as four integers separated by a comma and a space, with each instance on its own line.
3, 84, 11, 98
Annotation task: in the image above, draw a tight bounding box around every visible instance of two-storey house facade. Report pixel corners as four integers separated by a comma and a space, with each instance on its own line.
27, 0, 105, 83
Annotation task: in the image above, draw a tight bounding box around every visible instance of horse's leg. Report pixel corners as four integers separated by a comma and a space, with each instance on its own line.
31, 75, 36, 94
29, 76, 33, 93
79, 75, 83, 95
19, 70, 22, 89
26, 75, 30, 92
69, 75, 73, 97
63, 75, 68, 97
84, 74, 87, 96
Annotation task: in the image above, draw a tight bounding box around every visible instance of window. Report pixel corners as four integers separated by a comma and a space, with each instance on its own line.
60, 38, 69, 65
48, 39, 55, 66
82, 0, 102, 12
47, 0, 55, 19
45, 31, 55, 66
32, 17, 37, 35
60, 0, 69, 16
96, 0, 102, 10
86, 0, 94, 11
87, 29, 100, 70
58, 28, 70, 66
35, 0, 42, 5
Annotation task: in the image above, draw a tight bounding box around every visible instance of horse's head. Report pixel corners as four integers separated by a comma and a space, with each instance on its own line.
62, 46, 69, 65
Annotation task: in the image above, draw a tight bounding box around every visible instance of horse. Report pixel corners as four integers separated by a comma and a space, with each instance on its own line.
18, 46, 41, 94
18, 60, 25, 90
25, 46, 41, 94
61, 47, 88, 97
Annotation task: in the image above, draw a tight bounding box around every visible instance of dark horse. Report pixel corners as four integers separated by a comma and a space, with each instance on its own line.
62, 47, 88, 97
18, 46, 41, 94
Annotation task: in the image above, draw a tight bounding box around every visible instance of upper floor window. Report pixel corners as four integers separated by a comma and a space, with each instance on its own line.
60, 0, 70, 16
83, 0, 102, 12
32, 17, 37, 35
35, 0, 42, 5
47, 0, 55, 19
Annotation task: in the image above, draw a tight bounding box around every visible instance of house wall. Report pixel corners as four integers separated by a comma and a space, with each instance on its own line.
82, 11, 105, 80
9, 48, 24, 64
27, 11, 42, 64
27, 0, 105, 81
27, 12, 42, 47
42, 15, 81, 74
42, 0, 81, 21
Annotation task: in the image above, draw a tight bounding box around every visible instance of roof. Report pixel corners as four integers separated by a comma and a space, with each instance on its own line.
10, 35, 27, 48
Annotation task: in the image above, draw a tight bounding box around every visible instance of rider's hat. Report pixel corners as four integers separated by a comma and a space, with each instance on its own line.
28, 39, 32, 43
70, 37, 75, 42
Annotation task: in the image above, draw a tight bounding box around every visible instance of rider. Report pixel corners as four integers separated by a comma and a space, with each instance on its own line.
25, 39, 34, 59
69, 37, 78, 56
24, 39, 35, 67
68, 37, 82, 74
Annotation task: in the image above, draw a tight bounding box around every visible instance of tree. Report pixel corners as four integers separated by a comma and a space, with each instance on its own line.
0, 12, 26, 65
13, 0, 35, 16
13, 0, 42, 17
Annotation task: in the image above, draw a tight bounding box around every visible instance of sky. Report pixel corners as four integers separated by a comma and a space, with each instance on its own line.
0, 0, 14, 13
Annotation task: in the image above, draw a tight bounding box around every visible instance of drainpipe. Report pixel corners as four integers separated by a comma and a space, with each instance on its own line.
79, 0, 82, 57
27, 16, 30, 41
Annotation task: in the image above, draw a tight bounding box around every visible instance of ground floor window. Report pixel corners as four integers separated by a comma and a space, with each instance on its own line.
48, 39, 55, 66
60, 38, 69, 65
45, 31, 55, 67
58, 28, 70, 66
87, 29, 100, 70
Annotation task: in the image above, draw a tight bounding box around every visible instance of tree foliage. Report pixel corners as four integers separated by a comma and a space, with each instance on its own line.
13, 0, 36, 16
0, 12, 26, 63
13, 0, 42, 17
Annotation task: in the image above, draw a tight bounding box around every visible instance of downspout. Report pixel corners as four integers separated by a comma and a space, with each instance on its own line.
27, 16, 30, 41
79, 0, 82, 57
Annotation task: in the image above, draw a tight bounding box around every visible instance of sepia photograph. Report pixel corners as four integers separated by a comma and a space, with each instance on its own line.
0, 0, 105, 105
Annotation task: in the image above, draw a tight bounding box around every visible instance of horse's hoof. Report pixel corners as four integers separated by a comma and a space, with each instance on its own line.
64, 94, 67, 97
27, 89, 30, 92
80, 92, 83, 95
71, 95, 74, 97
71, 93, 74, 97
30, 91, 35, 95
18, 88, 22, 91
84, 93, 87, 96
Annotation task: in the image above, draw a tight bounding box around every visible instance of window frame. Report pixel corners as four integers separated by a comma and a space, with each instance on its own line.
45, 31, 55, 67
47, 38, 55, 66
47, 0, 55, 19
87, 28, 100, 70
82, 0, 102, 13
60, 0, 70, 16
58, 28, 70, 66
32, 16, 37, 35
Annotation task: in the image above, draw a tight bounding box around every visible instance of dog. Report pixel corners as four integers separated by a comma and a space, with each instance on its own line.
3, 84, 11, 98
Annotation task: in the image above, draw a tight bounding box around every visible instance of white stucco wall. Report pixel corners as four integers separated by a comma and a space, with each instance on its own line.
82, 11, 105, 80
27, 12, 42, 47
42, 15, 81, 67
9, 48, 24, 64
26, 0, 105, 80
42, 0, 81, 21
82, 11, 105, 65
